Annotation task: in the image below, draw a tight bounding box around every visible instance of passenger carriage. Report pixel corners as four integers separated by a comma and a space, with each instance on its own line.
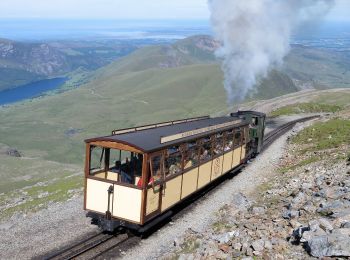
84, 111, 265, 232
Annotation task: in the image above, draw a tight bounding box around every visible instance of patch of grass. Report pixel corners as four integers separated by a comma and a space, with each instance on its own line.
292, 119, 350, 152
180, 237, 200, 254
212, 220, 233, 233
269, 102, 343, 117
279, 156, 320, 173
0, 174, 82, 220
314, 92, 350, 107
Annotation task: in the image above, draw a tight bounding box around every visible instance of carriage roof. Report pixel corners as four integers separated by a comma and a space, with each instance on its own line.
85, 115, 249, 153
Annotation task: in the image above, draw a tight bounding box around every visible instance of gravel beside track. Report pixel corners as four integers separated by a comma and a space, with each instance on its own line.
0, 196, 100, 260
120, 123, 308, 260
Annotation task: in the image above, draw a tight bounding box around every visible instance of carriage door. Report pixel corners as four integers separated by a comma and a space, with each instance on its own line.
145, 153, 163, 216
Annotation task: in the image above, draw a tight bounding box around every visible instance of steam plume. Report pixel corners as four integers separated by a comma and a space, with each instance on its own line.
208, 0, 335, 103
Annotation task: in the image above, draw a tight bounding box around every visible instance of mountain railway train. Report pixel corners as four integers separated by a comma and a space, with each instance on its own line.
84, 111, 266, 232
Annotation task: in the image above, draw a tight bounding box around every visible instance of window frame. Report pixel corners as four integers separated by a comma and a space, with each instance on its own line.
87, 145, 144, 189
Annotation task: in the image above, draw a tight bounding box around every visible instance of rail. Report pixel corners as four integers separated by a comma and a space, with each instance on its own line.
262, 115, 320, 151
42, 232, 129, 260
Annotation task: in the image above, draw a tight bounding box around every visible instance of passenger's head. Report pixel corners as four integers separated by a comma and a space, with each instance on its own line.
115, 161, 121, 167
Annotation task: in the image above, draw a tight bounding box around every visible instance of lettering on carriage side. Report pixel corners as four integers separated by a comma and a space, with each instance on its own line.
160, 119, 242, 144
213, 157, 221, 177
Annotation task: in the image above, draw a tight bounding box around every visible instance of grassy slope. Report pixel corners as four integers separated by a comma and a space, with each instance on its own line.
269, 102, 343, 117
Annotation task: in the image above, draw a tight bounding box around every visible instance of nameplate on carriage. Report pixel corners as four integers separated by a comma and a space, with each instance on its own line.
160, 119, 242, 144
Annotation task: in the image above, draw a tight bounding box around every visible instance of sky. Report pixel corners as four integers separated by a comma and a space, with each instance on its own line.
0, 0, 348, 21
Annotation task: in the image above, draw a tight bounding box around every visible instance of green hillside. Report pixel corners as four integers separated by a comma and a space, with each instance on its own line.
0, 38, 137, 91
96, 35, 217, 76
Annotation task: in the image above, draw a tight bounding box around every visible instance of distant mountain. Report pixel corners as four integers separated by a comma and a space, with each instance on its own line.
0, 38, 137, 91
283, 44, 350, 89
100, 35, 218, 75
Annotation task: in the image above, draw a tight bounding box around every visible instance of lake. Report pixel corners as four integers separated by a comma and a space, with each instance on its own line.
0, 77, 67, 106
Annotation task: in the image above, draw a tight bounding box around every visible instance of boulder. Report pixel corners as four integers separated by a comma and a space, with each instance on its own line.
231, 193, 252, 212
6, 148, 21, 157
251, 239, 264, 252
252, 207, 265, 215
307, 234, 350, 257
318, 218, 333, 232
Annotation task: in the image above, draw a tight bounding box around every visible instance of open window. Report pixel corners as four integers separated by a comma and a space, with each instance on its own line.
149, 154, 164, 187
89, 145, 143, 186
234, 129, 242, 148
183, 141, 199, 170
164, 146, 182, 177
224, 130, 234, 152
199, 136, 212, 162
213, 133, 224, 156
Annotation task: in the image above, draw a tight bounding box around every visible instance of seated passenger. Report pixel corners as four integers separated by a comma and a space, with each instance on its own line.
111, 161, 121, 172
214, 145, 222, 155
137, 175, 155, 187
121, 171, 133, 184
200, 149, 209, 161
169, 163, 181, 175
120, 157, 133, 184
184, 158, 192, 169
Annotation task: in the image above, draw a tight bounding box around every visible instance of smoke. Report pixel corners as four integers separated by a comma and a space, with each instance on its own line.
208, 0, 335, 104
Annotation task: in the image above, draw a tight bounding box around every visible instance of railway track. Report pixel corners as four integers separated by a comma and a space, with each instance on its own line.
42, 115, 320, 260
43, 232, 129, 260
262, 115, 320, 151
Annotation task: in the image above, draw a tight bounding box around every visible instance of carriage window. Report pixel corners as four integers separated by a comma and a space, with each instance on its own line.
242, 128, 248, 144
89, 146, 143, 186
184, 142, 199, 169
200, 137, 212, 162
89, 146, 105, 175
213, 133, 224, 155
224, 131, 234, 152
165, 146, 182, 176
234, 130, 242, 147
150, 155, 163, 182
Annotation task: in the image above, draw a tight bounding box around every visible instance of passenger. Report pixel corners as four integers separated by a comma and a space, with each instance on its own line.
111, 161, 121, 173
169, 163, 181, 175
184, 157, 192, 169
121, 157, 133, 184
200, 149, 209, 161
214, 144, 222, 155
137, 174, 155, 187
135, 154, 143, 174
